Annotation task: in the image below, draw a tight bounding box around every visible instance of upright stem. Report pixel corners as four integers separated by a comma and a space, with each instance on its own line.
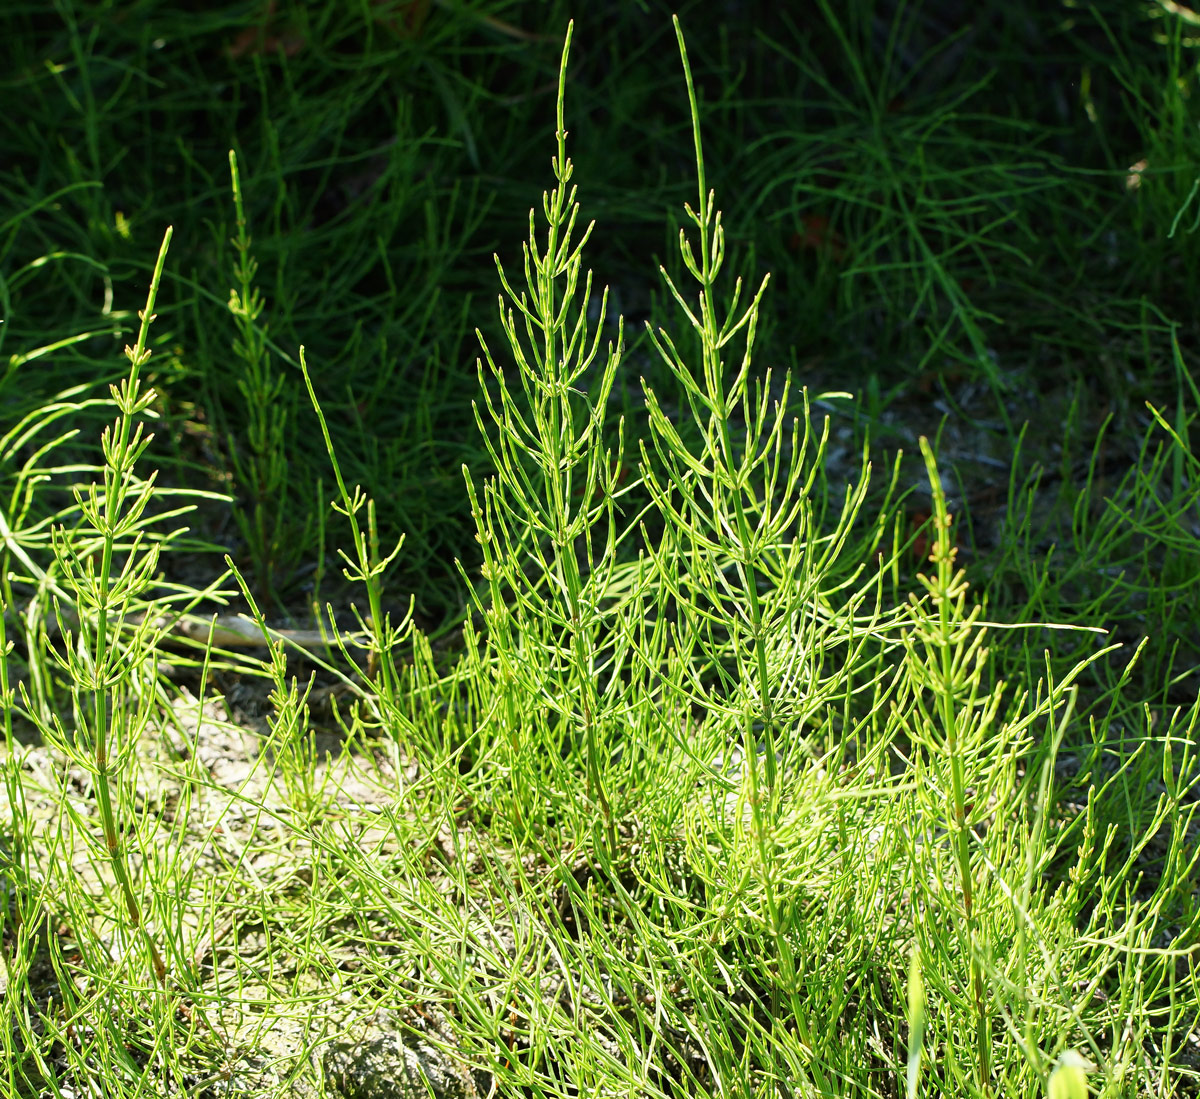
918, 437, 989, 1091
673, 16, 792, 999
89, 227, 174, 984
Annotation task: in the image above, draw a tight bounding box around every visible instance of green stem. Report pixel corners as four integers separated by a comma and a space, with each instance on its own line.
90, 227, 174, 985
919, 438, 989, 1091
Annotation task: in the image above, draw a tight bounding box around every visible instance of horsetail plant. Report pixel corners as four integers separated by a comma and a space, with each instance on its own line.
5, 13, 1200, 1097
299, 344, 411, 719
897, 438, 1129, 1095
910, 437, 995, 1087
225, 150, 306, 608
634, 16, 901, 1023
462, 19, 631, 858
25, 229, 178, 985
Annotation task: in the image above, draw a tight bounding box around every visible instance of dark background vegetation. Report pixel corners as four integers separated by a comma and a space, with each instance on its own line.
2, 0, 1197, 688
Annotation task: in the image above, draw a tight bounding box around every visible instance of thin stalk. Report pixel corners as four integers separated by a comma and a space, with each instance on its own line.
543, 24, 614, 854
675, 18, 779, 791
918, 436, 989, 1090
467, 19, 624, 858
670, 17, 806, 1011
299, 346, 408, 715
89, 227, 174, 985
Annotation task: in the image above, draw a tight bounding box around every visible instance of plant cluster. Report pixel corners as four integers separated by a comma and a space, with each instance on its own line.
1, 3, 1199, 1097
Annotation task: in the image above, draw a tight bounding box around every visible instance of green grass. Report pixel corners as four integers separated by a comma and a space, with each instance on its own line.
2, 2, 1200, 1096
